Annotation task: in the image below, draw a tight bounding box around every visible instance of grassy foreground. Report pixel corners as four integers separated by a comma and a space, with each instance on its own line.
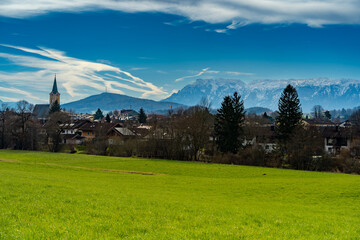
0, 150, 360, 239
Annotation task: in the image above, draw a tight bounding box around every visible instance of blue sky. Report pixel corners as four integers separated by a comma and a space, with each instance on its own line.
0, 0, 360, 104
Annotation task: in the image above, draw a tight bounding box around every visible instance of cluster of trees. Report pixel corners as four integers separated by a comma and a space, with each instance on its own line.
0, 101, 40, 150
94, 107, 147, 124
3, 84, 360, 174
0, 101, 71, 152
105, 84, 331, 171
311, 105, 331, 120
305, 104, 360, 123
329, 108, 357, 122
211, 84, 360, 173
118, 101, 214, 161
211, 85, 328, 170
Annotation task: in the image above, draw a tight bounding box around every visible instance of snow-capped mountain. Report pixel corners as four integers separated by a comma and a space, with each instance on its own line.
163, 78, 360, 112
0, 100, 19, 110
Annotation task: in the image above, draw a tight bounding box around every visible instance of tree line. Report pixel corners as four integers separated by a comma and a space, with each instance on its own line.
91, 84, 360, 173
2, 84, 360, 173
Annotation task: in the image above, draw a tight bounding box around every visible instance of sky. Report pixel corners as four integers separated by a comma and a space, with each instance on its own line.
0, 0, 360, 104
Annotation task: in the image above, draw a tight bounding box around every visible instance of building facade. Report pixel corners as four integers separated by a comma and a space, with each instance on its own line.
33, 75, 60, 120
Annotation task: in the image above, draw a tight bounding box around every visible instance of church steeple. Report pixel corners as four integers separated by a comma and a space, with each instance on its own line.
51, 74, 58, 94
49, 74, 60, 106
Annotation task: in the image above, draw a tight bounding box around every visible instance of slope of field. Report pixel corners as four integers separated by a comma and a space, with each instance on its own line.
0, 150, 360, 239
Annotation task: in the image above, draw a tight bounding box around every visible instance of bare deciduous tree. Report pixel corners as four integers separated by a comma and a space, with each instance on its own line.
11, 100, 38, 150
312, 105, 324, 119
44, 111, 71, 152
183, 103, 213, 161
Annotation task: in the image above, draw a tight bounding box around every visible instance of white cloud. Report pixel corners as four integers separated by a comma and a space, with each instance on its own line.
164, 19, 186, 26
0, 0, 359, 27
97, 59, 112, 65
214, 29, 227, 34
0, 86, 41, 102
0, 44, 168, 103
130, 67, 148, 71
213, 20, 250, 33
207, 70, 220, 74
165, 89, 179, 98
225, 71, 254, 76
226, 20, 249, 30
0, 96, 23, 103
174, 69, 254, 81
175, 68, 209, 82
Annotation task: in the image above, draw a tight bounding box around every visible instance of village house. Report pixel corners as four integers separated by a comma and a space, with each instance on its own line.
301, 118, 354, 154
60, 120, 89, 145
243, 118, 357, 155
320, 126, 353, 154
78, 122, 99, 140
107, 125, 136, 145
75, 122, 136, 144
244, 125, 277, 153
302, 118, 336, 128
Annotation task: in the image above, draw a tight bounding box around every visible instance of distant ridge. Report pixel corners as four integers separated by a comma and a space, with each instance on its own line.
0, 99, 18, 110
164, 78, 360, 112
62, 92, 185, 113
246, 107, 272, 115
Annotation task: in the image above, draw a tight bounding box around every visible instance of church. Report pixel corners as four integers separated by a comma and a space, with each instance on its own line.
33, 75, 60, 120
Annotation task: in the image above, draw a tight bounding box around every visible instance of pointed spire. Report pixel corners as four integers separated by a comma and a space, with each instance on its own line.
51, 74, 58, 94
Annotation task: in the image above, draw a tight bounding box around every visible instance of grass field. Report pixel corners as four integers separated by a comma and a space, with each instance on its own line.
0, 150, 360, 239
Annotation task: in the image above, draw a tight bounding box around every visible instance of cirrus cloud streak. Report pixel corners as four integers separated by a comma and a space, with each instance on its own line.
0, 0, 359, 27
0, 44, 168, 103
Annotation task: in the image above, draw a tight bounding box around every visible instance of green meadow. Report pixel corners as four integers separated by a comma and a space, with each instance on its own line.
0, 150, 360, 239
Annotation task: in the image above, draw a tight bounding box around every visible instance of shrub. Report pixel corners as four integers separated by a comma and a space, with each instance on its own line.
212, 152, 242, 165
333, 149, 360, 174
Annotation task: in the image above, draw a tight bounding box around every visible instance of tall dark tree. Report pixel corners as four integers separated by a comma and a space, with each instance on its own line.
276, 84, 302, 142
214, 92, 245, 153
49, 100, 61, 114
94, 108, 104, 120
138, 108, 147, 124
105, 114, 111, 123
324, 110, 332, 120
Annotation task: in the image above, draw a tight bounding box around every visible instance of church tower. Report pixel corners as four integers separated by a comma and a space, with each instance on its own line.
49, 74, 60, 106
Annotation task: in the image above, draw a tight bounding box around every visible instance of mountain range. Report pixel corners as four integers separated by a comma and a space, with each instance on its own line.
3, 78, 360, 114
62, 92, 184, 113
164, 78, 360, 112
0, 100, 18, 110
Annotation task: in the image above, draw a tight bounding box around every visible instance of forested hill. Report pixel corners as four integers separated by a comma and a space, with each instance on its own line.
62, 92, 185, 113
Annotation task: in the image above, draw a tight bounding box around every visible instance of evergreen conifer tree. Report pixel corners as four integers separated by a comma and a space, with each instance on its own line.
214, 92, 245, 153
324, 111, 331, 120
49, 100, 61, 114
138, 108, 147, 124
94, 108, 104, 120
276, 84, 302, 142
105, 114, 111, 123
